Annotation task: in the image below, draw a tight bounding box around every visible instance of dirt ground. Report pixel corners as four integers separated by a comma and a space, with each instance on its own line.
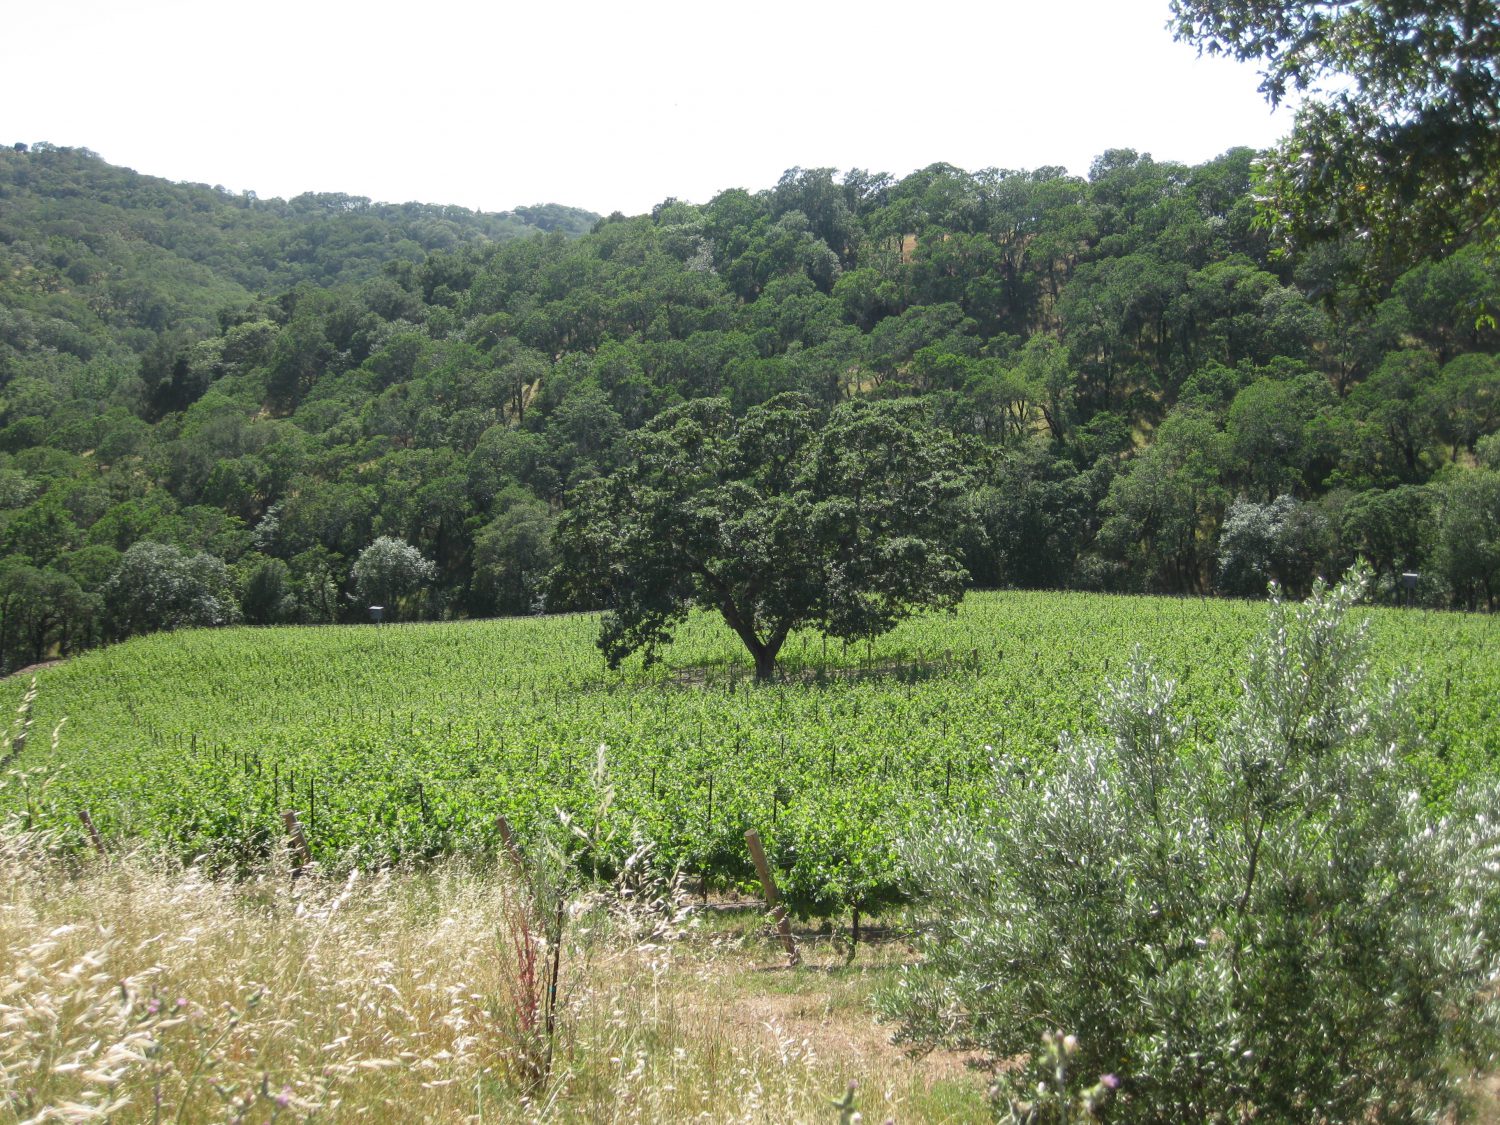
687, 911, 993, 1106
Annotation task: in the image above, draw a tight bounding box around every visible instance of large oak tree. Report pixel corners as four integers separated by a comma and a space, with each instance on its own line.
1172, 0, 1500, 277
550, 393, 971, 682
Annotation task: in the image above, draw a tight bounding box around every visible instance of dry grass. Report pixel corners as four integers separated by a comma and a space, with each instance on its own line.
0, 829, 987, 1123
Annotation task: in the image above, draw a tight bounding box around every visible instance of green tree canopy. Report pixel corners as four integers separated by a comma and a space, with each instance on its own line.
351, 536, 437, 619
104, 540, 240, 639
550, 394, 971, 682
1171, 0, 1500, 275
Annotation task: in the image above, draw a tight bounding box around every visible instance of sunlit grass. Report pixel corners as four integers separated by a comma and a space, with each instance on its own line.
0, 830, 987, 1123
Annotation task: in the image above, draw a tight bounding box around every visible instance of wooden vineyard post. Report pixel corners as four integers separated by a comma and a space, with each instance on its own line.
78, 808, 106, 857
745, 829, 800, 966
282, 809, 313, 873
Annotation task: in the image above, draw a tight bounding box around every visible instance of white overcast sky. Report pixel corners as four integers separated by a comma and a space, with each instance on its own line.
5, 0, 1295, 217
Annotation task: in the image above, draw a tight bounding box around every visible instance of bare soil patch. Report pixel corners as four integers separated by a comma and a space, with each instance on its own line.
3, 659, 62, 680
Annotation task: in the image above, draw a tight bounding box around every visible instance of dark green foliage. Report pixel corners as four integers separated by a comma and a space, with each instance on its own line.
1096, 408, 1230, 592
1435, 466, 1500, 610
0, 138, 1497, 673
1172, 0, 1500, 278
550, 394, 971, 681
0, 558, 93, 669
1336, 484, 1437, 589
239, 556, 298, 625
471, 489, 554, 615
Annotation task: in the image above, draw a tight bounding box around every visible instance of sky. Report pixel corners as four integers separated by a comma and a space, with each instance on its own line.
5, 0, 1296, 217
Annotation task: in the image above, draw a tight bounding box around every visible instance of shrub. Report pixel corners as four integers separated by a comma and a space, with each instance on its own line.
350, 536, 436, 619
1215, 494, 1330, 599
239, 555, 298, 624
775, 786, 906, 955
887, 567, 1500, 1121
104, 540, 240, 639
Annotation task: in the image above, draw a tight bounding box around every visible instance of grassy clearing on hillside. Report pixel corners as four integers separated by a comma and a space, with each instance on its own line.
0, 830, 987, 1123
1, 592, 1495, 899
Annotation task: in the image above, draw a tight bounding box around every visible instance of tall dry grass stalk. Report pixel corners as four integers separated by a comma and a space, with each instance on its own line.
0, 678, 38, 772
0, 828, 969, 1123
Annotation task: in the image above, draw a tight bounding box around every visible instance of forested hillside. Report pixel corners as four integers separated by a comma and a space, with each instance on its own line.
0, 143, 1496, 671
0, 142, 594, 416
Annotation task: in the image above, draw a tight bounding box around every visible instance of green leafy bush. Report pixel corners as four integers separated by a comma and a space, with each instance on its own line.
774, 785, 906, 948
888, 567, 1500, 1121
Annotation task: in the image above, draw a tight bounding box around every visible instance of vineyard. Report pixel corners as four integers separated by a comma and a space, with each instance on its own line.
3, 591, 1497, 920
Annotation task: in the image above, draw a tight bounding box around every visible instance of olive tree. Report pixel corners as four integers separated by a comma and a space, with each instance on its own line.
890, 567, 1500, 1120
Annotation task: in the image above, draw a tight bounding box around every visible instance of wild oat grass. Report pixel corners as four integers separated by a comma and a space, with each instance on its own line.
0, 830, 984, 1123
